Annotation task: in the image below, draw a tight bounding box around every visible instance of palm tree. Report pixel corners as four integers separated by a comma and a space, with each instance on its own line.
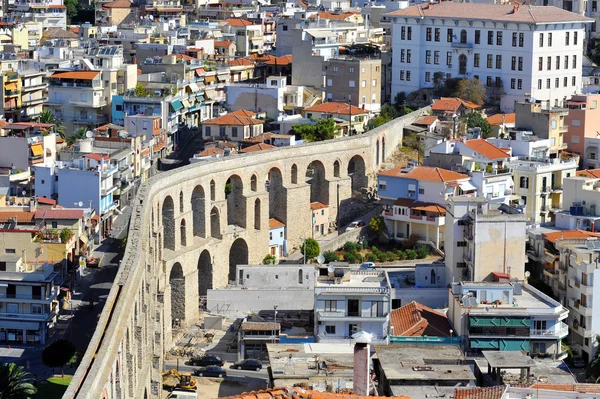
36, 110, 66, 140
0, 363, 37, 399
66, 127, 90, 146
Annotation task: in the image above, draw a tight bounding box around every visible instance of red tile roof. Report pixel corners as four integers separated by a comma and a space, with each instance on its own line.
463, 139, 511, 160
544, 229, 600, 243
414, 115, 438, 126
454, 386, 506, 399
0, 211, 35, 223
577, 168, 600, 178
231, 109, 257, 117
308, 11, 361, 20
379, 166, 469, 182
431, 97, 481, 112
265, 55, 292, 65
37, 197, 56, 205
224, 18, 255, 27
196, 147, 224, 157
240, 143, 276, 153
83, 153, 110, 161
214, 40, 234, 47
229, 58, 255, 67
166, 53, 196, 62
35, 209, 84, 220
102, 0, 133, 8
387, 2, 593, 24
486, 113, 516, 126
204, 110, 264, 127
390, 301, 452, 337
50, 71, 100, 80
529, 383, 600, 393
310, 201, 328, 211
269, 218, 285, 229
303, 102, 367, 116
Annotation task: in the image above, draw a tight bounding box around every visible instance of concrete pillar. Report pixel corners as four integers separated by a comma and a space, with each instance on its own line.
435, 226, 440, 249
393, 220, 397, 239
408, 222, 412, 236
284, 184, 312, 251
331, 177, 352, 226
22, 329, 26, 344
425, 226, 429, 242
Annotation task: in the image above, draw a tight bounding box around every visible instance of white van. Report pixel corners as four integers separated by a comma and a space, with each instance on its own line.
167, 390, 198, 399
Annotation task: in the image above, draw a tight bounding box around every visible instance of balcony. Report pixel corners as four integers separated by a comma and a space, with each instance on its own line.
0, 287, 59, 302
5, 89, 20, 97
451, 42, 473, 49
543, 249, 557, 264
21, 83, 48, 92
70, 99, 108, 108
317, 310, 388, 321
551, 185, 563, 193
541, 186, 550, 194
21, 97, 48, 106
540, 205, 550, 212
318, 334, 387, 344
530, 322, 568, 339
0, 309, 57, 321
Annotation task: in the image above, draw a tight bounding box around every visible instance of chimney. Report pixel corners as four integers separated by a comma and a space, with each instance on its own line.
352, 331, 373, 396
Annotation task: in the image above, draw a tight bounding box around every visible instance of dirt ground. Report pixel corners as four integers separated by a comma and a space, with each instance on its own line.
162, 376, 266, 398
381, 146, 420, 172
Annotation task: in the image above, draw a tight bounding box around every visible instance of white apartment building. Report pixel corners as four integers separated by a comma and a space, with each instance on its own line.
315, 265, 390, 344
389, 3, 592, 112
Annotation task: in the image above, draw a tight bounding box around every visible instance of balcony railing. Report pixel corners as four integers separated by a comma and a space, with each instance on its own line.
22, 97, 48, 106
451, 42, 473, 49
551, 185, 563, 192
21, 83, 48, 92
318, 310, 388, 319
0, 310, 56, 321
0, 289, 58, 301
530, 322, 568, 338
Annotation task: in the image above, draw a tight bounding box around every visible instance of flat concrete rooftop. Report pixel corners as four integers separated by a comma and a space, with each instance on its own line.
482, 351, 535, 368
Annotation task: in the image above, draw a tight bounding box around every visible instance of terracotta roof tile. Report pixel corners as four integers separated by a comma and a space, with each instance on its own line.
393, 198, 415, 207
486, 113, 516, 126
240, 143, 276, 153
37, 197, 56, 205
265, 55, 292, 65
0, 211, 35, 224
269, 218, 285, 229
224, 18, 255, 27
102, 0, 133, 8
310, 201, 328, 211
529, 383, 600, 393
303, 102, 367, 115
463, 139, 511, 160
229, 58, 255, 67
196, 147, 224, 157
35, 209, 84, 220
214, 40, 234, 47
387, 3, 593, 24
577, 168, 600, 178
50, 71, 100, 80
378, 166, 469, 182
308, 11, 361, 20
204, 110, 264, 127
83, 153, 110, 161
414, 115, 438, 126
166, 53, 196, 62
454, 386, 506, 399
231, 109, 257, 117
219, 386, 411, 399
544, 229, 600, 243
390, 301, 452, 337
431, 97, 481, 112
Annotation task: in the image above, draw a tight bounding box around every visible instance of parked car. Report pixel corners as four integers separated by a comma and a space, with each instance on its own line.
345, 220, 366, 232
359, 262, 376, 270
190, 355, 224, 367
231, 359, 263, 371
193, 366, 227, 378
572, 356, 585, 368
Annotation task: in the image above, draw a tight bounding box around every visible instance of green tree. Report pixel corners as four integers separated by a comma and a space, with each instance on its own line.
300, 238, 320, 261
67, 127, 89, 146
393, 92, 407, 110
463, 113, 492, 138
134, 83, 148, 97
262, 254, 277, 265
42, 339, 76, 377
323, 250, 339, 263
454, 78, 487, 106
0, 363, 37, 399
368, 216, 388, 239
36, 110, 65, 139
292, 118, 336, 142
59, 228, 73, 243
591, 38, 600, 65
64, 0, 78, 22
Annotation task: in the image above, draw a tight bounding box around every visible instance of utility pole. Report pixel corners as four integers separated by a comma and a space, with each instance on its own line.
348, 97, 352, 136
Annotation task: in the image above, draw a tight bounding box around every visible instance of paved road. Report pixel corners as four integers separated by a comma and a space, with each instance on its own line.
163, 361, 269, 380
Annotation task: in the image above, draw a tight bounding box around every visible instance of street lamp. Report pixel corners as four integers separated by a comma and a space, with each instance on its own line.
359, 239, 365, 262
449, 329, 454, 345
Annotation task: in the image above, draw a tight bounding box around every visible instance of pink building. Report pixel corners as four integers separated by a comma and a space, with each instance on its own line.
565, 94, 600, 157
310, 202, 329, 238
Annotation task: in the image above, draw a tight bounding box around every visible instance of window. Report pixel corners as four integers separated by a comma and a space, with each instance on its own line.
447, 28, 453, 42
511, 78, 516, 89
205, 126, 211, 137
512, 32, 517, 47
325, 325, 336, 334
349, 67, 354, 73
362, 95, 366, 104
435, 28, 440, 41
518, 79, 522, 90
519, 32, 524, 47
572, 135, 580, 143
400, 49, 405, 62
32, 304, 43, 314
539, 33, 544, 47
471, 53, 479, 68
538, 79, 542, 89
564, 77, 568, 87
556, 56, 560, 70
460, 29, 467, 43
406, 71, 411, 81
548, 32, 552, 46
531, 342, 546, 353
325, 300, 336, 311
425, 72, 431, 82
426, 50, 431, 64
518, 57, 523, 71
434, 51, 439, 64
116, 104, 123, 111
407, 49, 412, 63
282, 25, 288, 31
333, 66, 338, 72
219, 126, 226, 137
401, 26, 405, 40
459, 54, 467, 74
555, 77, 559, 88
361, 80, 366, 87
419, 188, 425, 194
495, 77, 502, 87
594, 101, 598, 109
572, 76, 576, 86
370, 301, 384, 317
327, 78, 332, 87
475, 30, 480, 44
280, 231, 283, 238
372, 79, 377, 87
547, 56, 551, 70
51, 221, 58, 229
488, 30, 494, 45
231, 127, 238, 138
574, 31, 578, 44
371, 93, 376, 103
486, 76, 493, 87
349, 80, 355, 87
457, 241, 467, 247
546, 78, 550, 89
566, 31, 570, 45
447, 52, 452, 66
487, 54, 493, 68
407, 27, 412, 40
496, 31, 502, 45
538, 57, 543, 71
408, 184, 416, 195
426, 27, 432, 41
0, 262, 5, 271
573, 55, 577, 68
511, 56, 516, 70
5, 249, 15, 254
400, 71, 405, 80
520, 176, 529, 189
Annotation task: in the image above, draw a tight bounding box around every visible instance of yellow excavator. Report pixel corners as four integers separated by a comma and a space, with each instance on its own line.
163, 369, 197, 390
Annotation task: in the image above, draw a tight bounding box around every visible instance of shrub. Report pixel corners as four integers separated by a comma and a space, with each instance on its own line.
343, 241, 357, 252
405, 249, 417, 260
371, 246, 381, 256
323, 251, 340, 263
365, 253, 377, 262
386, 251, 397, 262
301, 238, 320, 261
262, 254, 277, 265
377, 252, 388, 262
417, 247, 429, 259
396, 250, 406, 260
344, 251, 357, 264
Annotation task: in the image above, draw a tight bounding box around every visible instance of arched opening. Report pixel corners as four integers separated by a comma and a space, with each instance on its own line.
226, 175, 246, 228
459, 54, 467, 75
191, 185, 206, 238
268, 167, 286, 224
254, 198, 261, 230
381, 136, 386, 162
348, 155, 368, 193
250, 174, 257, 192
460, 29, 467, 44
210, 180, 216, 201
306, 161, 329, 205
210, 206, 221, 239
291, 164, 298, 184
376, 140, 380, 166
333, 160, 340, 178
229, 238, 248, 282
169, 262, 185, 325
179, 191, 184, 213
162, 196, 175, 251
180, 219, 187, 247
197, 249, 212, 297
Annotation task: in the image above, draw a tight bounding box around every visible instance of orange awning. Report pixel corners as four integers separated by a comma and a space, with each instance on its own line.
30, 143, 43, 157
205, 75, 216, 83
5, 83, 17, 90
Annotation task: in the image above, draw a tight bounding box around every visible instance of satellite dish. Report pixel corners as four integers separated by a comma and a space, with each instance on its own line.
22, 190, 26, 196
148, 15, 154, 20
525, 271, 531, 278
317, 255, 325, 264
327, 264, 335, 273
78, 201, 84, 207
86, 130, 93, 138
518, 199, 525, 206
8, 118, 13, 123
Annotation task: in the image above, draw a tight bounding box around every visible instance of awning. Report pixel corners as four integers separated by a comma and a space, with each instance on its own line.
0, 321, 40, 330
182, 99, 191, 108
170, 100, 183, 112
5, 83, 17, 90
217, 75, 227, 82
30, 143, 43, 156
459, 181, 477, 192
188, 82, 200, 92
79, 234, 88, 245
354, 124, 364, 133
205, 76, 216, 84
307, 30, 336, 38
195, 68, 205, 76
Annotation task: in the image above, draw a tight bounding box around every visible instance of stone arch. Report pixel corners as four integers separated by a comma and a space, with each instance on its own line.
268, 167, 286, 224
333, 160, 341, 178
162, 196, 175, 251
254, 198, 261, 230
191, 185, 206, 238
291, 164, 298, 184
306, 161, 329, 205
381, 136, 386, 162
197, 249, 212, 297
179, 191, 184, 213
210, 206, 221, 239
169, 262, 185, 325
348, 155, 368, 192
250, 174, 258, 192
229, 238, 248, 282
226, 175, 246, 228
376, 139, 380, 166
180, 219, 187, 247
210, 180, 216, 201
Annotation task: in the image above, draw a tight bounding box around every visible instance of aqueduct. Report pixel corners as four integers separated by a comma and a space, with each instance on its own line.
62, 108, 429, 398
